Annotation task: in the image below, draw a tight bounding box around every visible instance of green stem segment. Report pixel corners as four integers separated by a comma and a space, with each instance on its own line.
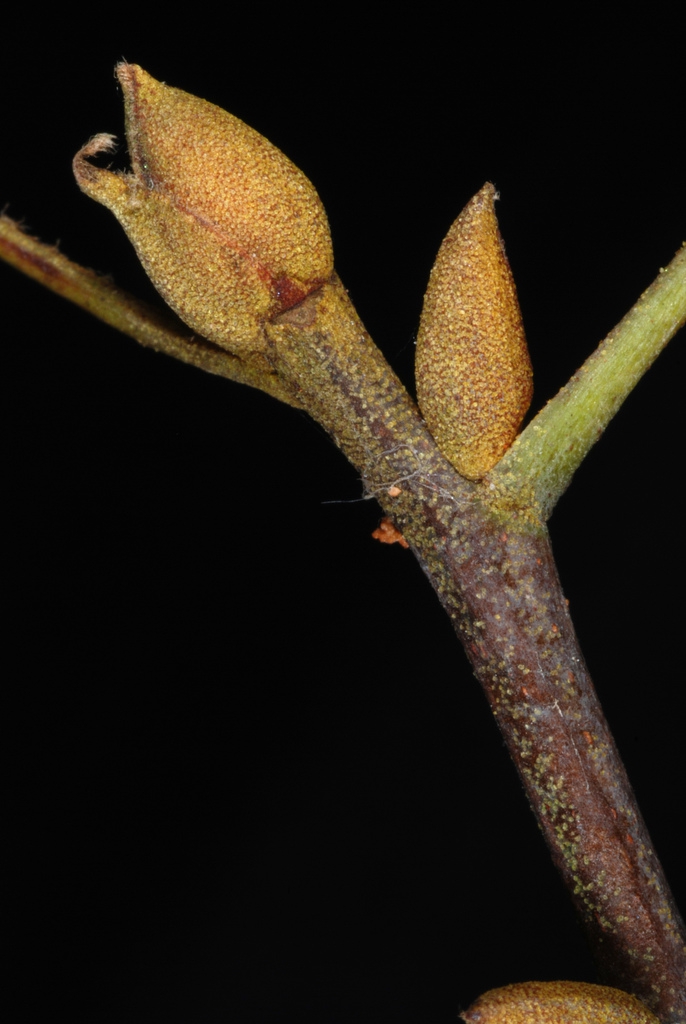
493, 243, 686, 518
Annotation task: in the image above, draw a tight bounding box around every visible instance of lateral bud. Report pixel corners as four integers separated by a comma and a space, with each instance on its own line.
415, 183, 533, 479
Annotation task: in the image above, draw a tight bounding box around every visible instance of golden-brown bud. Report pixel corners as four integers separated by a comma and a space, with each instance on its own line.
415, 183, 533, 479
73, 64, 333, 357
461, 981, 659, 1024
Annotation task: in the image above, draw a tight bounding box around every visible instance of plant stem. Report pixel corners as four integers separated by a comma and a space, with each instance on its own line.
0, 214, 302, 407
2, 229, 685, 1018
492, 243, 686, 518
268, 278, 686, 1021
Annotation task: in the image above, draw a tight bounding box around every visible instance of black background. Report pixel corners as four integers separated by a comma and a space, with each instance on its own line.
3, 12, 684, 1023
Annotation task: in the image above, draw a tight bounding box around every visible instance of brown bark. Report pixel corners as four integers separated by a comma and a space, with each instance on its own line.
2, 213, 684, 1017
268, 276, 686, 1021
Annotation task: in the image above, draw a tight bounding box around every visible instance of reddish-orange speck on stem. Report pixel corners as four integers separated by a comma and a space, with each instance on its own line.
372, 518, 410, 548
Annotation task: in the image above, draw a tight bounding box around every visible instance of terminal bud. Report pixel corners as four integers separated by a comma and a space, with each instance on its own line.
74, 64, 333, 358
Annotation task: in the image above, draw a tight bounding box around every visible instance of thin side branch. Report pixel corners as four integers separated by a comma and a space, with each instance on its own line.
0, 214, 302, 407
492, 243, 686, 518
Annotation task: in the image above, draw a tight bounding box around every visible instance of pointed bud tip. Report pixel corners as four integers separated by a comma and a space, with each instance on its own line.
115, 61, 136, 85
77, 133, 118, 159
73, 132, 118, 177
73, 133, 124, 201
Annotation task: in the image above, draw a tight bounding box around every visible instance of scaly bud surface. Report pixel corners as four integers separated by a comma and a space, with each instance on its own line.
461, 981, 660, 1024
415, 183, 533, 479
73, 64, 333, 358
